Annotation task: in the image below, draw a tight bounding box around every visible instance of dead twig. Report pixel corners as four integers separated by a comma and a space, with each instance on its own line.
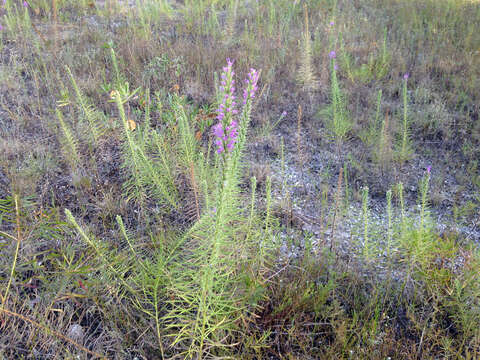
0, 307, 106, 359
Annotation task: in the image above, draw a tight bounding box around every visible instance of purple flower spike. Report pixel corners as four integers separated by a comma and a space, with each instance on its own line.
334, 64, 338, 71
0, 24, 3, 31
427, 166, 431, 174
329, 21, 335, 26
404, 73, 409, 80
213, 59, 240, 154
212, 123, 224, 138
213, 60, 260, 155
329, 51, 336, 59
243, 68, 260, 104
281, 111, 287, 117
23, 0, 28, 7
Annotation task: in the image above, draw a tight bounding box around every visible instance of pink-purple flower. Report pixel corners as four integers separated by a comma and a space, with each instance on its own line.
225, 120, 238, 151
242, 68, 259, 105
23, 1, 28, 7
213, 123, 226, 153
212, 119, 239, 154
216, 58, 237, 122
213, 59, 239, 154
213, 60, 259, 154
403, 73, 409, 80
329, 51, 336, 59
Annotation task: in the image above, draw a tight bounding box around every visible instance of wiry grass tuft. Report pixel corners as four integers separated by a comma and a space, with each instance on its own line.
66, 66, 104, 148
297, 5, 318, 92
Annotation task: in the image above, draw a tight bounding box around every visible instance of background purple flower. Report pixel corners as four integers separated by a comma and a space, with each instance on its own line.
329, 51, 336, 59
404, 73, 409, 80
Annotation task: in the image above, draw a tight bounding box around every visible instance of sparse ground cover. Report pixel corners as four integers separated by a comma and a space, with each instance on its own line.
0, 0, 479, 358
